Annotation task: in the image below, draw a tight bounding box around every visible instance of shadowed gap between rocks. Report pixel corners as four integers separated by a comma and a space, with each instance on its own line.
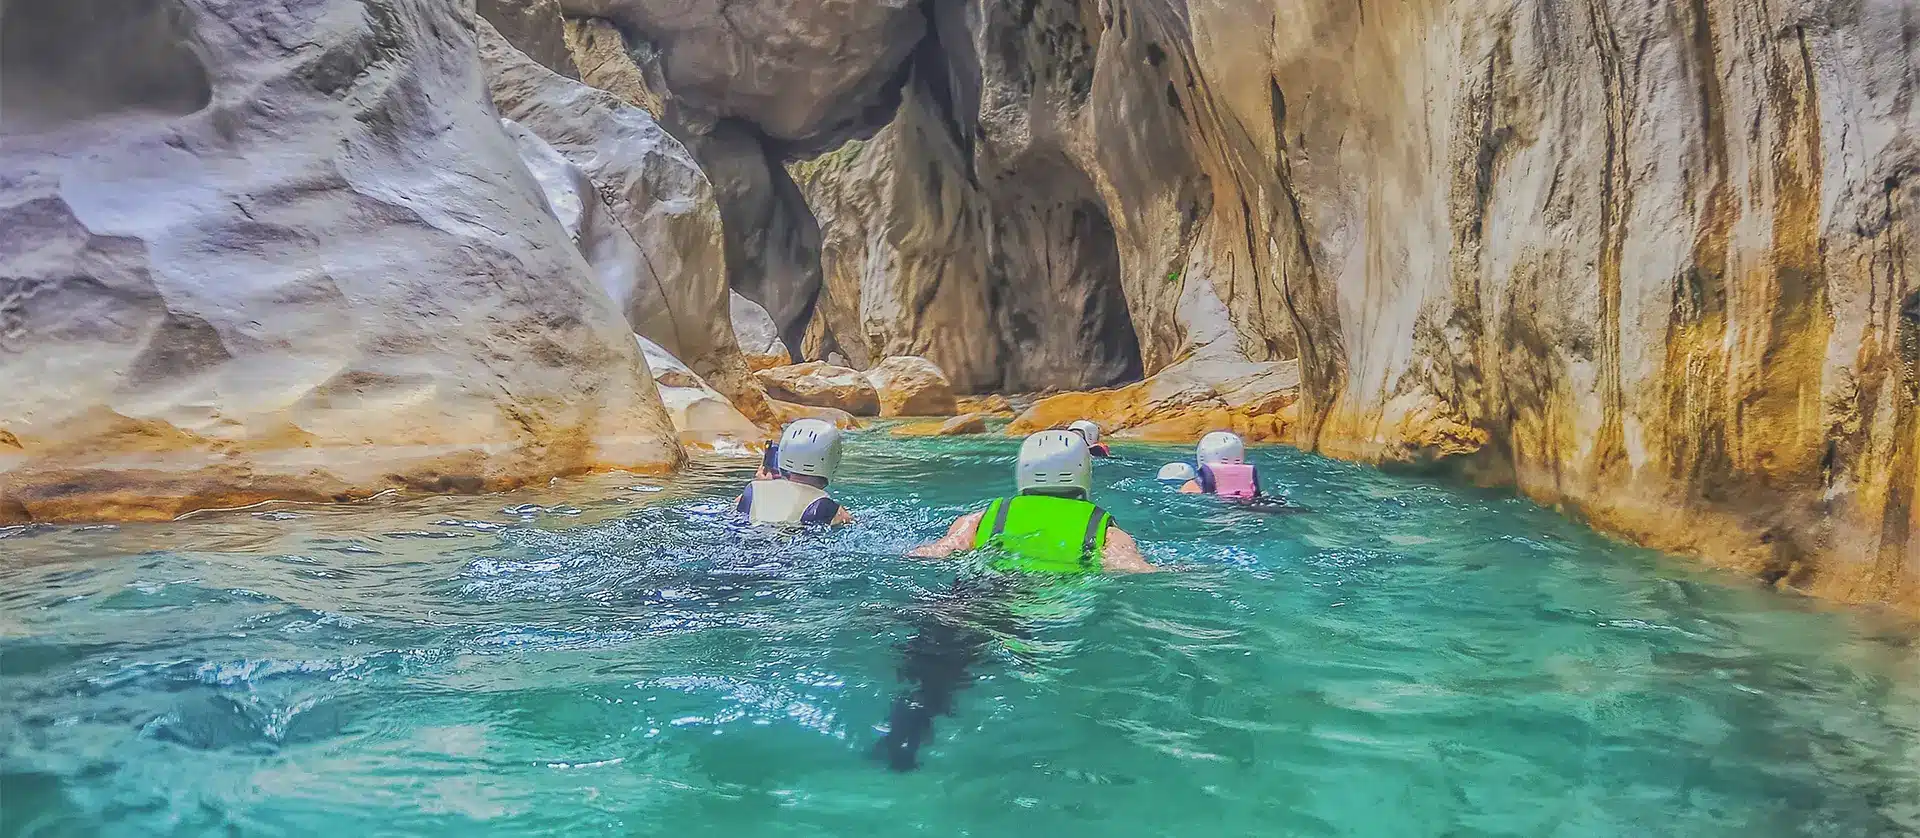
989, 153, 1144, 391
0, 0, 211, 134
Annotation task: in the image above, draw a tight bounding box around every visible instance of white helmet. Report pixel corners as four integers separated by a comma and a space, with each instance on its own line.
1067, 420, 1102, 445
1157, 462, 1198, 484
1016, 430, 1092, 498
1196, 431, 1246, 466
776, 419, 844, 479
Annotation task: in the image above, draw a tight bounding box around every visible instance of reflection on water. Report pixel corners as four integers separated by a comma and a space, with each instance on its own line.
3, 434, 1920, 837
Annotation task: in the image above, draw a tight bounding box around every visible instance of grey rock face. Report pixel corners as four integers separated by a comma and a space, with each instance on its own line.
556, 15, 832, 357
480, 20, 768, 422
792, 38, 1146, 393
0, 0, 682, 522
555, 0, 924, 152
692, 121, 825, 356
478, 0, 581, 78
729, 292, 791, 370
793, 78, 1005, 392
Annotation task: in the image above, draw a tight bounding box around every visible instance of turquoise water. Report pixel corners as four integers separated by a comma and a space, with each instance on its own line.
4, 433, 1920, 836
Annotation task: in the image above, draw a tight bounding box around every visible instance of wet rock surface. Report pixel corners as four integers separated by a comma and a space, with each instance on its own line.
1008, 359, 1301, 444
893, 413, 988, 437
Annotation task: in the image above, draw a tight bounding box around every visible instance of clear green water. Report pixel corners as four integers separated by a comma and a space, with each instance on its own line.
4, 433, 1920, 837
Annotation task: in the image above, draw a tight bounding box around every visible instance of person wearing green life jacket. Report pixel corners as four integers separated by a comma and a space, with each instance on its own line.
910, 430, 1156, 574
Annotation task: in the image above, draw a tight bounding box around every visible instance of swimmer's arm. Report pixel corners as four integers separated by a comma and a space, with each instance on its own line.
908, 511, 984, 558
1100, 527, 1160, 574
1178, 480, 1203, 494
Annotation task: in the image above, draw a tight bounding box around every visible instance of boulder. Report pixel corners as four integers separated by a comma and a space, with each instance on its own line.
893, 414, 988, 437
1008, 359, 1302, 444
955, 395, 1016, 417
636, 337, 766, 449
552, 1, 905, 354
864, 356, 957, 417
730, 292, 793, 372
769, 400, 861, 431
756, 362, 881, 416
0, 0, 682, 523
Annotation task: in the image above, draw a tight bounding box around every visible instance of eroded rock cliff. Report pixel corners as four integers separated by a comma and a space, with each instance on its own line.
6, 0, 1914, 612
0, 0, 685, 522
779, 0, 1920, 608
480, 19, 771, 423
540, 0, 931, 353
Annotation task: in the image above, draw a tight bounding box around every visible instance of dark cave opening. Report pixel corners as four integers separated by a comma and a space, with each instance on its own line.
988, 155, 1144, 392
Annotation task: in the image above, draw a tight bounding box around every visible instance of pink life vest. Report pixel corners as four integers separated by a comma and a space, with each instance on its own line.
1204, 463, 1259, 499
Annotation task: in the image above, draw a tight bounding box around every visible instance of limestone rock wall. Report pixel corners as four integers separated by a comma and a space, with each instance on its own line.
785, 0, 1920, 608
480, 19, 770, 423
1118, 0, 1920, 608
790, 80, 1005, 391
0, 0, 684, 522
542, 0, 933, 353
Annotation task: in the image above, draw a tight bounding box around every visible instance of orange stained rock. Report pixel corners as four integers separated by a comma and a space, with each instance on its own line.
893, 414, 989, 437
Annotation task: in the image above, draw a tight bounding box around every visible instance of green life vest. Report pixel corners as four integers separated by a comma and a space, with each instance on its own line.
971, 494, 1113, 575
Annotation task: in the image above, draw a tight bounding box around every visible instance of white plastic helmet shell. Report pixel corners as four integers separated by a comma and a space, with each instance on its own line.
1067, 420, 1102, 445
1157, 462, 1198, 484
1196, 431, 1246, 466
1016, 430, 1093, 497
776, 419, 844, 479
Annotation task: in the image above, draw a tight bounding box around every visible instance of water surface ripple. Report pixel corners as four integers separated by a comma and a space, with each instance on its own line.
3, 434, 1918, 836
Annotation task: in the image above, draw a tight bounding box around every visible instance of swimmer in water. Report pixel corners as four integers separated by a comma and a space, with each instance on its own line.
735, 419, 855, 525
1177, 432, 1295, 511
1179, 431, 1262, 498
880, 431, 1155, 771
1157, 461, 1198, 486
1068, 420, 1113, 458
911, 430, 1155, 573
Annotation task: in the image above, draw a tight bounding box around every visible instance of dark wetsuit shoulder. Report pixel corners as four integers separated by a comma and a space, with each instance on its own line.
802, 497, 842, 525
